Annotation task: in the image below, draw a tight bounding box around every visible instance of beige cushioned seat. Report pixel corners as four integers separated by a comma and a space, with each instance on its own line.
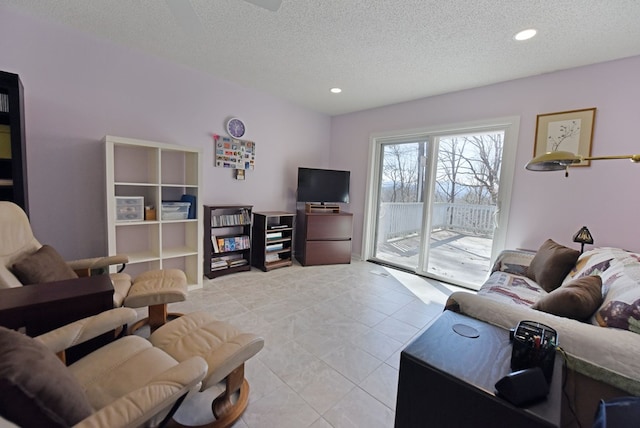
150, 311, 264, 427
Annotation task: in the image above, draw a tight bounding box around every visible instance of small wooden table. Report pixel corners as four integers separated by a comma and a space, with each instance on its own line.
395, 310, 562, 428
0, 275, 114, 362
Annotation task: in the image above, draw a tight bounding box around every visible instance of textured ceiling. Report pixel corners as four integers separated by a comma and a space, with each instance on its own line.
3, 0, 640, 116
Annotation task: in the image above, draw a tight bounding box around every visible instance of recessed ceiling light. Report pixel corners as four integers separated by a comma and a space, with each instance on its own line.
514, 29, 537, 41
330, 88, 342, 94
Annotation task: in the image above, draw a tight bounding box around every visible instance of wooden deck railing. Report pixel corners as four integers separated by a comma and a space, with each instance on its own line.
377, 202, 496, 242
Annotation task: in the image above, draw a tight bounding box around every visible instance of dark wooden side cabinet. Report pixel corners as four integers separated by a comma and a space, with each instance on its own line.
252, 211, 295, 272
0, 70, 28, 215
295, 210, 353, 266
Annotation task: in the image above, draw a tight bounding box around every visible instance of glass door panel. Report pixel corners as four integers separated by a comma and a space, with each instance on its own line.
372, 139, 427, 271
421, 131, 504, 289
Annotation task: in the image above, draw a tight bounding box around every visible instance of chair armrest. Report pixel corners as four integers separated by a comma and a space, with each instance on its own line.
67, 255, 129, 276
36, 308, 137, 354
490, 249, 536, 275
73, 356, 208, 428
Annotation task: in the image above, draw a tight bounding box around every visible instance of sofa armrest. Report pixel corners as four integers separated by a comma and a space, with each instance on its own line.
73, 356, 207, 428
490, 249, 536, 275
36, 308, 137, 354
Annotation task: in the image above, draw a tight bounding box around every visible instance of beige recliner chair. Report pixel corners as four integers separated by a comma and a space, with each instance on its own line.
0, 201, 187, 333
0, 307, 208, 428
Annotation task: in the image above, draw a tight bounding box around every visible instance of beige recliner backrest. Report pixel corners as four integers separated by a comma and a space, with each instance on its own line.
0, 201, 41, 288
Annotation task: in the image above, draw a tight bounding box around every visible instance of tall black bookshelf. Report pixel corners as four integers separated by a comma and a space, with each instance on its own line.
0, 71, 28, 215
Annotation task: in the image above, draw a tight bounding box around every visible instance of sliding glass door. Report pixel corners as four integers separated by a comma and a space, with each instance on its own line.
364, 118, 519, 290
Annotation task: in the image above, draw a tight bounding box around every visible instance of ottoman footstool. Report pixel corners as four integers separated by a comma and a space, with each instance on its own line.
149, 311, 265, 428
125, 269, 188, 334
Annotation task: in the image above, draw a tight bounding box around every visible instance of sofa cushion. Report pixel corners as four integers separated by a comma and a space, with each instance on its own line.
526, 239, 580, 292
0, 326, 93, 427
532, 275, 603, 321
11, 244, 78, 285
588, 248, 640, 333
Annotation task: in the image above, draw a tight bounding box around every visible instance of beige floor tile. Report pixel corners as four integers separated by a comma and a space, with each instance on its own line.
321, 345, 383, 384
323, 387, 395, 428
241, 384, 320, 428
359, 363, 400, 410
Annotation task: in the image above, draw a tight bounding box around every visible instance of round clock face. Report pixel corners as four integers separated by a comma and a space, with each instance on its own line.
226, 118, 246, 139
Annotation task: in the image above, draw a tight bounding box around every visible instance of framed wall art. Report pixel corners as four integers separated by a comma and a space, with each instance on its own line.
214, 135, 256, 170
534, 107, 596, 167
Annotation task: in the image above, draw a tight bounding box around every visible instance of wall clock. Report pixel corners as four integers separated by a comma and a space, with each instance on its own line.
226, 117, 246, 139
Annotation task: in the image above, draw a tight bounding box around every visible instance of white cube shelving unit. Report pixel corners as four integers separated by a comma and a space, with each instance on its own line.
105, 135, 203, 290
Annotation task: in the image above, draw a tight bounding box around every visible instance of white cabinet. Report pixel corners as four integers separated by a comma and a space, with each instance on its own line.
105, 135, 203, 289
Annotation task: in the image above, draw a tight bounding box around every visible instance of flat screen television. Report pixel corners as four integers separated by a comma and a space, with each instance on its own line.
296, 167, 350, 204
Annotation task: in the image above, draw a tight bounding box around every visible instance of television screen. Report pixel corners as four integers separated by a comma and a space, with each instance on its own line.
297, 167, 350, 203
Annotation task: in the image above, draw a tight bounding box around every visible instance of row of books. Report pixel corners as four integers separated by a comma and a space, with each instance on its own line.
210, 254, 249, 270
0, 93, 8, 113
212, 235, 250, 253
211, 209, 251, 227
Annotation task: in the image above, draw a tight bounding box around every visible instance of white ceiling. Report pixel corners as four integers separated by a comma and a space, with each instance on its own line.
3, 0, 640, 116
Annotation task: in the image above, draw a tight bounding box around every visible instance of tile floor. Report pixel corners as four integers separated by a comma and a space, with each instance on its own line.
164, 260, 467, 428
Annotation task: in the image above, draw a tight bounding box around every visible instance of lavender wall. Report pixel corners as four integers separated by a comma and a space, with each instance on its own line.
0, 5, 331, 259
332, 55, 640, 256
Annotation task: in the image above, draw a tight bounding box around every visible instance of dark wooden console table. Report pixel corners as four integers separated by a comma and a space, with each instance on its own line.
395, 310, 562, 428
0, 275, 114, 362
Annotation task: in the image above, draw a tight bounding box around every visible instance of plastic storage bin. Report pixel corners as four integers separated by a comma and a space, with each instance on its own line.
116, 196, 144, 222
161, 201, 191, 220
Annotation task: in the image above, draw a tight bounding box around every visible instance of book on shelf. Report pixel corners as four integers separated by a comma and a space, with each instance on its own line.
265, 253, 281, 263
211, 235, 220, 253
266, 231, 283, 240
269, 224, 288, 229
266, 242, 284, 252
211, 253, 248, 269
228, 258, 248, 267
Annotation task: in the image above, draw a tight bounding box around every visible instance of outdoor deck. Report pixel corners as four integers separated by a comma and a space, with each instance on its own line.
376, 229, 493, 290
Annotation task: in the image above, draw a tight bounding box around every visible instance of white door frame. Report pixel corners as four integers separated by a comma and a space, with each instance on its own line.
362, 116, 520, 278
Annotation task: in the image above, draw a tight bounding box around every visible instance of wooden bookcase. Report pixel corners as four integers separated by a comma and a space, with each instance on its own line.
204, 205, 252, 278
105, 136, 203, 289
252, 211, 295, 272
0, 71, 28, 215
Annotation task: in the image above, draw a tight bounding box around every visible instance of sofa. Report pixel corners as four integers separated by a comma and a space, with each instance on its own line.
445, 240, 640, 426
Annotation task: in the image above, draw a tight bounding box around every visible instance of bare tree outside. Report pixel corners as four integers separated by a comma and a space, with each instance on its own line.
436, 132, 503, 205
381, 143, 425, 203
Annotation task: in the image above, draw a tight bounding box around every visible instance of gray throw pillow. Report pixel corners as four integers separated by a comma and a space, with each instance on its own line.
526, 239, 580, 292
0, 326, 93, 427
532, 275, 603, 321
11, 244, 78, 285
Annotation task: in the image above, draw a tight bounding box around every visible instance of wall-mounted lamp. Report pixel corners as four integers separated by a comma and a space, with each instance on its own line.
526, 151, 640, 177
572, 226, 594, 253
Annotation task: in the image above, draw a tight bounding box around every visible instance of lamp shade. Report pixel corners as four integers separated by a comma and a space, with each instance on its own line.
573, 226, 594, 245
525, 151, 583, 171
